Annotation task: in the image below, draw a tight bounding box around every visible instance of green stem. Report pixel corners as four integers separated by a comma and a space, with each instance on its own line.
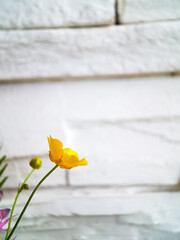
5, 169, 34, 240
6, 165, 58, 240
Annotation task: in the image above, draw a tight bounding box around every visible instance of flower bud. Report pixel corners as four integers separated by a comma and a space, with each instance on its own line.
29, 157, 42, 169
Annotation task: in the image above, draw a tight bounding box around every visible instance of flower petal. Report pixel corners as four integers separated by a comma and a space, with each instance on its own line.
60, 148, 88, 169
63, 148, 79, 159
47, 135, 63, 164
0, 209, 10, 220
78, 158, 88, 167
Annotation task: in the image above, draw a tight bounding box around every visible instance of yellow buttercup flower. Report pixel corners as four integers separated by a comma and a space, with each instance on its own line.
48, 136, 88, 169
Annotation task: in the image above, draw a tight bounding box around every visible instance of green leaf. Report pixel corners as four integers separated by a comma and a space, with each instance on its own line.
0, 176, 8, 188
0, 163, 8, 177
0, 155, 6, 166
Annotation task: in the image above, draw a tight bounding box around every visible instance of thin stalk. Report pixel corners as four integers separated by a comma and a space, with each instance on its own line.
5, 169, 34, 240
6, 165, 58, 240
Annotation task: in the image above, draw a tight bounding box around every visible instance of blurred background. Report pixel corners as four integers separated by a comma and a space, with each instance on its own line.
0, 0, 180, 239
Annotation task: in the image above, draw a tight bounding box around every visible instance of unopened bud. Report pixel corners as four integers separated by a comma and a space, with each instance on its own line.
29, 157, 42, 169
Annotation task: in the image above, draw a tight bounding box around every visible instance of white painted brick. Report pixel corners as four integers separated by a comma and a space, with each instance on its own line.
0, 21, 180, 81
125, 121, 180, 143
7, 217, 180, 240
0, 0, 115, 29
119, 0, 180, 24
3, 188, 180, 232
0, 82, 66, 157
1, 78, 180, 186
61, 76, 180, 121
68, 122, 180, 185
4, 156, 66, 188
12, 216, 180, 240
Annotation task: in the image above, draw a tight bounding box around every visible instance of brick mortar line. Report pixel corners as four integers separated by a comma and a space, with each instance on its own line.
3, 184, 180, 193
115, 0, 120, 24
0, 23, 114, 31
0, 16, 179, 31
68, 115, 180, 125
0, 71, 180, 85
122, 17, 180, 25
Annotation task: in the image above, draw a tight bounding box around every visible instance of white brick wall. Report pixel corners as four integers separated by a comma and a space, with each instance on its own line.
0, 83, 66, 157
0, 0, 115, 29
1, 21, 180, 81
119, 0, 180, 23
1, 1, 180, 239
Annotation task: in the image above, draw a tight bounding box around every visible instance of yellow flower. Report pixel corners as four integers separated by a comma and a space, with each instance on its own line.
48, 136, 88, 169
